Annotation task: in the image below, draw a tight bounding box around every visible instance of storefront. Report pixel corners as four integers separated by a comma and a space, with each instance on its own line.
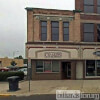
26, 1, 100, 80
26, 43, 100, 80
85, 60, 100, 79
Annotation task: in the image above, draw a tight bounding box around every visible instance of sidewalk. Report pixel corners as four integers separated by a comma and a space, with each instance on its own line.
0, 80, 100, 96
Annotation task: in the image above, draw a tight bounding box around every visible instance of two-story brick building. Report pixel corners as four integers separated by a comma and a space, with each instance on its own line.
26, 0, 100, 80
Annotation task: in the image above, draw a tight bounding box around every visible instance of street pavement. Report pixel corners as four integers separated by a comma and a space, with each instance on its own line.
0, 80, 100, 100
1, 80, 100, 95
0, 94, 98, 100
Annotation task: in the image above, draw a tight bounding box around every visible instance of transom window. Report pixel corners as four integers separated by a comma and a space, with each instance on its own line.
41, 21, 47, 41
36, 61, 60, 73
63, 22, 69, 41
51, 21, 59, 41
83, 23, 94, 42
84, 0, 94, 13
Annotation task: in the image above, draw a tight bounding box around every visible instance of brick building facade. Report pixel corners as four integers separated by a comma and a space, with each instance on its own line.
0, 57, 24, 68
26, 0, 100, 80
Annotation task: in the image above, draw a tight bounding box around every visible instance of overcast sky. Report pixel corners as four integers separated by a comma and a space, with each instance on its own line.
0, 0, 75, 58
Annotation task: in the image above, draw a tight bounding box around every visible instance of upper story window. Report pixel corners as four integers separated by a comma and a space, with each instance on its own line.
84, 0, 94, 13
83, 23, 94, 42
97, 0, 100, 14
41, 21, 47, 41
51, 21, 59, 41
97, 24, 100, 42
63, 22, 69, 41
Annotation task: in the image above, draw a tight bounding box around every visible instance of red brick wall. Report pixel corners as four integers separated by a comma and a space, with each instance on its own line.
75, 0, 84, 11
27, 11, 34, 42
33, 8, 74, 16
81, 14, 100, 20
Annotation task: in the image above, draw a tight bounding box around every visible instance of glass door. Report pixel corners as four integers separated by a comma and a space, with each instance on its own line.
67, 63, 71, 79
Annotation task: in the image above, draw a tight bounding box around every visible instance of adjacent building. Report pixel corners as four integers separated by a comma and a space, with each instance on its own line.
0, 57, 24, 68
26, 0, 100, 80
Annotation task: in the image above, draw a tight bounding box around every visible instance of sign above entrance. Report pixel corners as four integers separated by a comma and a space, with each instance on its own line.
44, 52, 62, 58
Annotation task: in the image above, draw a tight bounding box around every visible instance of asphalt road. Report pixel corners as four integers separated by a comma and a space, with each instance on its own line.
0, 94, 99, 100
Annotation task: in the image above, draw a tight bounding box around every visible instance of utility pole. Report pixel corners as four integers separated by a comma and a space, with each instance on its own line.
28, 58, 31, 92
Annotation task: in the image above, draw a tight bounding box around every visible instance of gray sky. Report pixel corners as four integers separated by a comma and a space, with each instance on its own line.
0, 0, 75, 58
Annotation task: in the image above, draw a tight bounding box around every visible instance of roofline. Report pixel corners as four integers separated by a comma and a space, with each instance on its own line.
25, 7, 73, 12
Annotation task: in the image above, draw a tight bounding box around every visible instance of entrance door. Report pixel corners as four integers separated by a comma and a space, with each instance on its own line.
62, 62, 71, 79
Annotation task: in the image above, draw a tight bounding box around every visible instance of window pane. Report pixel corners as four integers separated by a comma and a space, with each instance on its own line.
52, 61, 60, 72
64, 28, 69, 35
97, 7, 100, 14
84, 33, 94, 42
36, 69, 43, 72
86, 60, 95, 76
63, 22, 69, 27
44, 61, 51, 72
41, 27, 47, 33
36, 61, 43, 68
84, 5, 94, 13
84, 24, 94, 32
52, 22, 59, 27
97, 0, 100, 5
41, 33, 47, 41
96, 60, 100, 76
52, 22, 59, 41
84, 0, 94, 5
52, 35, 59, 41
41, 21, 47, 41
52, 28, 59, 34
64, 34, 69, 41
41, 21, 47, 26
97, 24, 100, 42
36, 61, 43, 72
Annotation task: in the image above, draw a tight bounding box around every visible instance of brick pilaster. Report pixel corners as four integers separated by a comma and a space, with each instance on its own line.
59, 21, 63, 41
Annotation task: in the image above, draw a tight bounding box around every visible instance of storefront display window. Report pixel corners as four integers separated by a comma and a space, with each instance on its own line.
86, 60, 100, 76
96, 60, 100, 76
36, 61, 43, 72
44, 61, 51, 72
86, 60, 95, 76
36, 61, 60, 73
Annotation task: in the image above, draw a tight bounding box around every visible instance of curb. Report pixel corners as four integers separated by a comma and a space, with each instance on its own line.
0, 94, 14, 97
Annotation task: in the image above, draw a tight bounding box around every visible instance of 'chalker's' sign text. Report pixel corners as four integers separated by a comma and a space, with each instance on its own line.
45, 52, 62, 58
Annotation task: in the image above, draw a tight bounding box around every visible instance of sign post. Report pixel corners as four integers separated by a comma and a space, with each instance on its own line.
28, 58, 31, 92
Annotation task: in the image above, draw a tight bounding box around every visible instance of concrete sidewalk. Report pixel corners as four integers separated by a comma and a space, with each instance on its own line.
0, 80, 100, 96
